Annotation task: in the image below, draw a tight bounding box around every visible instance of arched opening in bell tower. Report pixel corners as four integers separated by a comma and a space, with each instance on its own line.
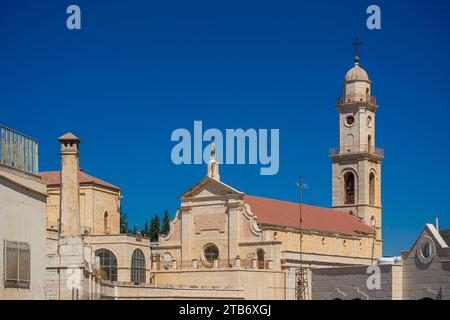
344, 172, 355, 204
369, 172, 375, 205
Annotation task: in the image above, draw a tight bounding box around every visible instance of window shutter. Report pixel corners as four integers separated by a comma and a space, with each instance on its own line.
19, 242, 30, 288
4, 240, 30, 288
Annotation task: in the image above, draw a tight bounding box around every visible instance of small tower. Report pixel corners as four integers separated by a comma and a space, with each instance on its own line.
207, 142, 220, 180
58, 132, 81, 237
330, 41, 383, 249
55, 132, 86, 300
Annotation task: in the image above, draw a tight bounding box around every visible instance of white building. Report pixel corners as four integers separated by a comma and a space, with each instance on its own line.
0, 125, 47, 299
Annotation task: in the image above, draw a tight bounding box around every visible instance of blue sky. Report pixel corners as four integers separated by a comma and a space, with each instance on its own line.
1, 0, 449, 256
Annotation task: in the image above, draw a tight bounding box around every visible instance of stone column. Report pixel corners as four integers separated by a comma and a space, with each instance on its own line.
227, 202, 241, 262
234, 256, 241, 268
181, 205, 192, 263
56, 133, 86, 300
58, 132, 81, 237
252, 257, 257, 269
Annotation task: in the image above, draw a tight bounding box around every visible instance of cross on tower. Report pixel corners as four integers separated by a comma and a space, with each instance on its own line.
352, 38, 362, 63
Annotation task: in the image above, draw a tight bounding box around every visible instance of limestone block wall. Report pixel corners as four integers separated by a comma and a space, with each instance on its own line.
401, 255, 450, 300
401, 229, 450, 300
84, 234, 151, 283
152, 269, 287, 299
269, 228, 376, 264
45, 185, 120, 235
100, 282, 244, 300
311, 264, 396, 300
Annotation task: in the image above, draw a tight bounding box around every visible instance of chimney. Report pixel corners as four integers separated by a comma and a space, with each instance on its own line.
58, 132, 81, 237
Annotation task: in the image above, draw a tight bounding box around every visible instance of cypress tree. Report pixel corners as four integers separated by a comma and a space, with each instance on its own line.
162, 210, 170, 235
154, 215, 161, 242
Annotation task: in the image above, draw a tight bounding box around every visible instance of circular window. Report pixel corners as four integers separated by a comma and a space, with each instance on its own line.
345, 115, 355, 127
367, 116, 373, 128
203, 244, 219, 265
417, 236, 435, 265
422, 243, 431, 258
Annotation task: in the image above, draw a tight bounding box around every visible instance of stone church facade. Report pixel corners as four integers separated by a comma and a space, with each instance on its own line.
3, 52, 447, 300
38, 53, 384, 299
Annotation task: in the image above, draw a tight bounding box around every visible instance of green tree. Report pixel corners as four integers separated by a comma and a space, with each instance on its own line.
162, 210, 170, 235
149, 216, 156, 241
119, 207, 129, 234
132, 224, 139, 235
141, 221, 149, 237
154, 215, 160, 241
149, 214, 161, 242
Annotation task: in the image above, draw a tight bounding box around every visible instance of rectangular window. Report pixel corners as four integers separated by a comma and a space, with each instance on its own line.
4, 240, 30, 289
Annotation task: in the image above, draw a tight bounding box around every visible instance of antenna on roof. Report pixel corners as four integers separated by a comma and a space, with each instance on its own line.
436, 217, 439, 231
295, 176, 309, 300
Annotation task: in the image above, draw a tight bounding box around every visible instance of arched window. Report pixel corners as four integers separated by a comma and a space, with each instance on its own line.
131, 249, 146, 284
345, 134, 354, 153
95, 249, 117, 282
203, 244, 219, 265
256, 249, 265, 269
344, 172, 355, 204
369, 172, 375, 205
104, 211, 109, 234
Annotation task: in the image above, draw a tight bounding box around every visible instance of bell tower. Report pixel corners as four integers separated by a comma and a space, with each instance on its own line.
330, 40, 383, 247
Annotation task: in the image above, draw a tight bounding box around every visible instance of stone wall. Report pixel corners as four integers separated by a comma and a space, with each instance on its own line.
401, 226, 450, 300
311, 264, 398, 300
84, 234, 152, 283
46, 185, 120, 235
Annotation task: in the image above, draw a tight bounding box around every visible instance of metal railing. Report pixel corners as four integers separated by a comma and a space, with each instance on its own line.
329, 144, 384, 157
337, 95, 377, 106
0, 125, 38, 174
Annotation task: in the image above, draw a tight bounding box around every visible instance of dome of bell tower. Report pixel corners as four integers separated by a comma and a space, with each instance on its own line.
342, 55, 372, 103
344, 62, 369, 82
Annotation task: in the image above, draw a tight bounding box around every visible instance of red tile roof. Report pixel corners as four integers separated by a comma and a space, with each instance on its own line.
39, 170, 120, 191
244, 195, 374, 236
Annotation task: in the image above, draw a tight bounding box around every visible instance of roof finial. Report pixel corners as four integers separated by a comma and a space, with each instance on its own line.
207, 141, 220, 180
352, 37, 362, 65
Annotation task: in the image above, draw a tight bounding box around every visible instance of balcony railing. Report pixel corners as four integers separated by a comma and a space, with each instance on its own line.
0, 125, 38, 174
337, 95, 377, 106
151, 258, 272, 271
329, 144, 384, 157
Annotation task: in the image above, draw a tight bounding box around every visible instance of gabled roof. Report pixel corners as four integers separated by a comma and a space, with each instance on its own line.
439, 229, 450, 247
409, 224, 448, 252
244, 195, 375, 237
179, 176, 244, 199
58, 132, 80, 142
39, 170, 120, 191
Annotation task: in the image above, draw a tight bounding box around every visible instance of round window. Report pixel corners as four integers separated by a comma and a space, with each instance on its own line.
345, 115, 355, 126
204, 244, 219, 264
422, 243, 431, 259
417, 236, 435, 265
